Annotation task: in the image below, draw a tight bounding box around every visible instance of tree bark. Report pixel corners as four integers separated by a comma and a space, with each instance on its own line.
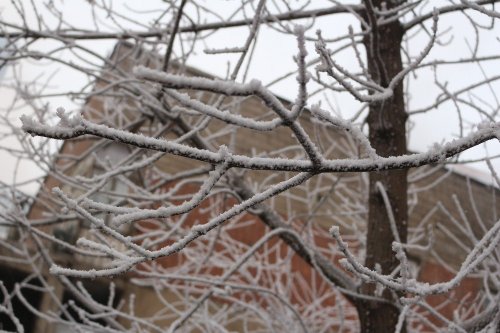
358, 1, 408, 332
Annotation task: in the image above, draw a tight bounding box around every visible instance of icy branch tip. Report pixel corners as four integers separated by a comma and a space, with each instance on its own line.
49, 264, 63, 275
293, 24, 305, 35
51, 187, 62, 195
248, 79, 262, 90
315, 30, 326, 47
329, 226, 340, 236
132, 65, 151, 78
432, 7, 439, 19
338, 258, 350, 269
20, 115, 36, 132
218, 144, 230, 159
392, 241, 403, 252
311, 102, 322, 114
56, 107, 82, 127
477, 121, 500, 130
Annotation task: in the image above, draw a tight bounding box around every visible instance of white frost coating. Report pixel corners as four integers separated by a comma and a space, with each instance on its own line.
50, 172, 313, 279
376, 181, 401, 243
22, 116, 500, 172
310, 103, 378, 159
478, 121, 498, 130
248, 79, 262, 90
112, 150, 230, 225
389, 10, 439, 90
55, 107, 83, 127
19, 115, 36, 136
10, 3, 500, 330
460, 0, 500, 18
165, 89, 282, 131
167, 227, 310, 333
21, 112, 85, 139
134, 66, 291, 120
315, 30, 392, 103
290, 25, 309, 121
204, 46, 246, 54
331, 217, 500, 296
314, 11, 438, 104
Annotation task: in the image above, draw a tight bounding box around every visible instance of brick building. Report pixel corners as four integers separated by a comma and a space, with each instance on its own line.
1, 42, 499, 332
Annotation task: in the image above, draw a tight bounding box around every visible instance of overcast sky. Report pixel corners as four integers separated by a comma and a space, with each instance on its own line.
0, 0, 499, 193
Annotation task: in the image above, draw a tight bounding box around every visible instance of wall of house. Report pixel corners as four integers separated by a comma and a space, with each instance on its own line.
14, 41, 500, 331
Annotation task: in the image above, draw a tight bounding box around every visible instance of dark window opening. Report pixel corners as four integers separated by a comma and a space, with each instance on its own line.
0, 267, 42, 333
58, 280, 122, 330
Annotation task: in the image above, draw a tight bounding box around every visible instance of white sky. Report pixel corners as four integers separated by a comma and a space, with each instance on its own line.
0, 0, 499, 193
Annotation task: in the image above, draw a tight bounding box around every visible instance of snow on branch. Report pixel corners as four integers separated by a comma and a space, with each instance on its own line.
7, 1, 500, 331
330, 215, 500, 296
164, 89, 283, 131
134, 66, 292, 121
315, 9, 438, 101
20, 111, 500, 172
50, 172, 313, 278
459, 0, 500, 18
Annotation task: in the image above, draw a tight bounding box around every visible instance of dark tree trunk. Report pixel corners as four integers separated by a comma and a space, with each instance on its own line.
357, 1, 408, 332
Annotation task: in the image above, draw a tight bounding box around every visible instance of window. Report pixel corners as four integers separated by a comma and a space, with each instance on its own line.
55, 280, 122, 332
0, 267, 43, 333
0, 189, 31, 240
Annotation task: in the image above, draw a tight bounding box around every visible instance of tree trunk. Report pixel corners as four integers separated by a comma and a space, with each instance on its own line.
357, 1, 408, 332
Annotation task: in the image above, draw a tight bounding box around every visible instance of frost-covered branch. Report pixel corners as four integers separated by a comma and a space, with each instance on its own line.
2, 1, 500, 332
21, 112, 500, 172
